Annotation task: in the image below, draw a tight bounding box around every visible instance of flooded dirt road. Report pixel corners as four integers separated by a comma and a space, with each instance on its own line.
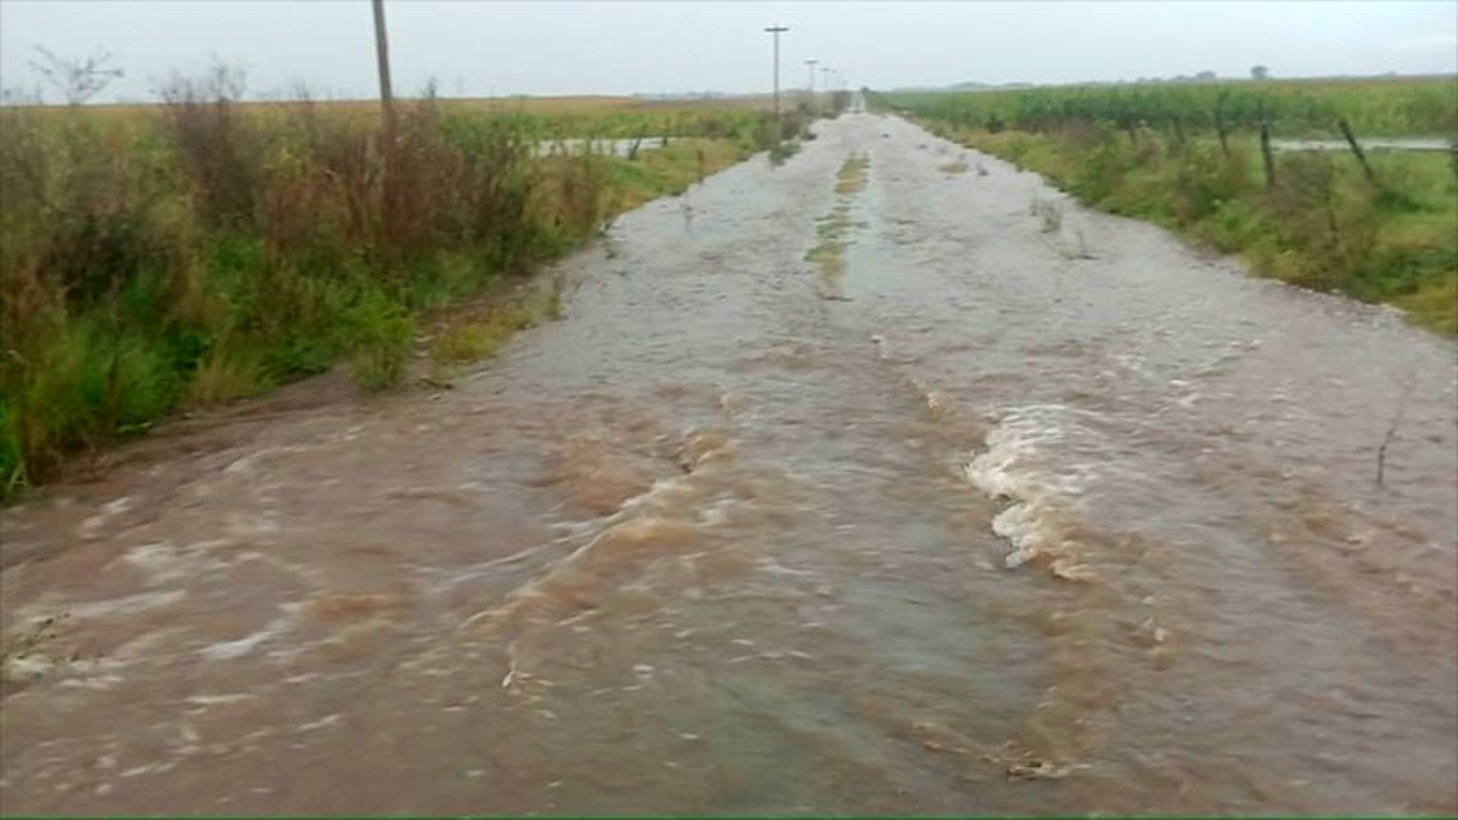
3, 112, 1455, 815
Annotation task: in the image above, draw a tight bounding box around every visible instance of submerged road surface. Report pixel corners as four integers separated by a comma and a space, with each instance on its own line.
2, 113, 1455, 815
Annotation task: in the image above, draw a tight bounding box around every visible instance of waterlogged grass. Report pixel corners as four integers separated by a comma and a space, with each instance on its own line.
807, 154, 872, 299
0, 90, 814, 500
807, 212, 851, 296
908, 118, 1457, 335
428, 283, 563, 376
836, 152, 871, 195
602, 138, 746, 212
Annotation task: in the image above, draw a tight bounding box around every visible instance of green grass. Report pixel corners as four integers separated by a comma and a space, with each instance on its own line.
340, 287, 415, 392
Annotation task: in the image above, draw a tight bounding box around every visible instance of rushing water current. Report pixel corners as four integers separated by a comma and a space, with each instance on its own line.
2, 113, 1455, 815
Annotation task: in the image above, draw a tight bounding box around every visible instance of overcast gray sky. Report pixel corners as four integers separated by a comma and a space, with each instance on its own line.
2, 1, 1454, 102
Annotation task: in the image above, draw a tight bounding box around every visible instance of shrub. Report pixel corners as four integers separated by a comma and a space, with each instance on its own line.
1070, 133, 1135, 203
340, 288, 413, 391
1173, 141, 1248, 224
160, 67, 264, 230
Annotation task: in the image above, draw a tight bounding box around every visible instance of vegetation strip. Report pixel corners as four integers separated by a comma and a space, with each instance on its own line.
807, 152, 870, 299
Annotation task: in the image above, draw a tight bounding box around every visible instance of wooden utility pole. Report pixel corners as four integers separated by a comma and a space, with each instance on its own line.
373, 0, 396, 137
764, 25, 789, 120
372, 0, 396, 238
1258, 102, 1276, 191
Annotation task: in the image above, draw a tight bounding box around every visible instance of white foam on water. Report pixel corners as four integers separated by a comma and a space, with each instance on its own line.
3, 654, 54, 680
294, 713, 344, 733
991, 504, 1041, 567
77, 496, 134, 540
198, 606, 300, 662
199, 631, 273, 662
58, 675, 125, 691
121, 542, 180, 578
63, 589, 186, 620
185, 693, 257, 706
967, 404, 1088, 497
965, 405, 1104, 575
118, 541, 233, 586
222, 445, 311, 476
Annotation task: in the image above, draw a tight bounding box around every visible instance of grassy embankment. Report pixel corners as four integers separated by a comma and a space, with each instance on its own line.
0, 84, 831, 499
879, 78, 1458, 334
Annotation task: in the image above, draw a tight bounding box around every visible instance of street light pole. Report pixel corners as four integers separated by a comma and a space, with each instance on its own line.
763, 25, 788, 120
805, 58, 818, 94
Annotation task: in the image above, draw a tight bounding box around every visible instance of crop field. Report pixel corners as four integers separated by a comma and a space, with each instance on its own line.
883, 76, 1457, 136
30, 93, 783, 143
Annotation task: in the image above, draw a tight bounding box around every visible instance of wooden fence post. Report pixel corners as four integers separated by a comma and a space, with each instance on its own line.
1337, 117, 1377, 185
1213, 104, 1231, 160
1259, 103, 1276, 191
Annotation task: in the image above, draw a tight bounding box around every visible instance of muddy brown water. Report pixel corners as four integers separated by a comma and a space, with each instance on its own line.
2, 112, 1455, 815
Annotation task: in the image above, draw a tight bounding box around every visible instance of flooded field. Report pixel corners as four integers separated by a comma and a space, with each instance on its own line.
535, 136, 670, 157
1272, 136, 1455, 152
2, 111, 1455, 815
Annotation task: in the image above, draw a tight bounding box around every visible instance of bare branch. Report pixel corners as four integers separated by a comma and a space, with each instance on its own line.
27, 46, 124, 105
